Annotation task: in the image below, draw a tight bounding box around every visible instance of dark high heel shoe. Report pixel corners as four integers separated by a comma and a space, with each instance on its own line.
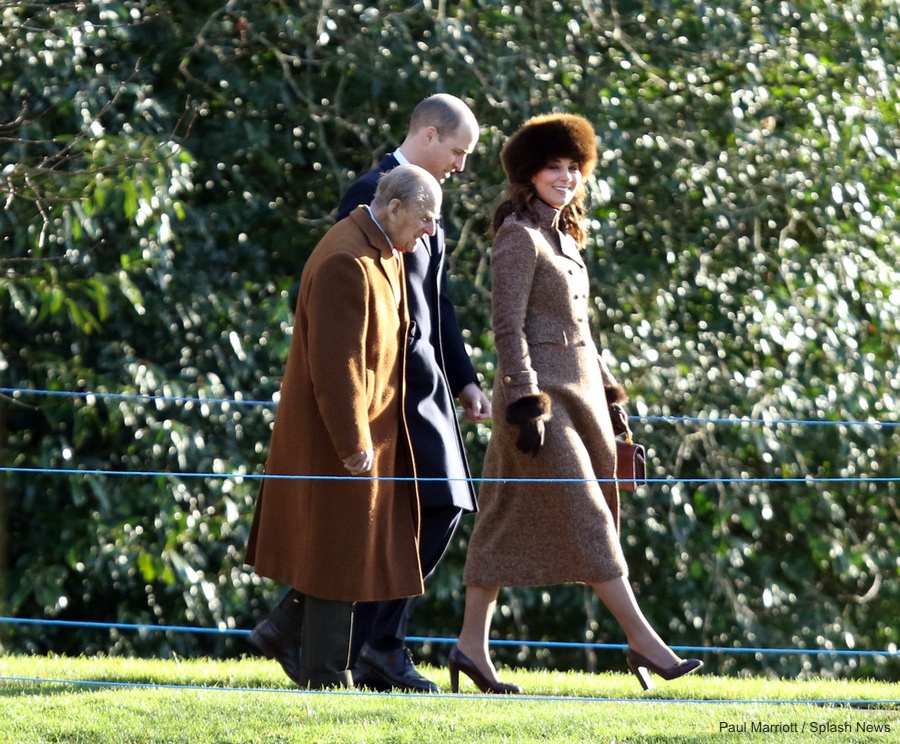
625, 648, 703, 691
448, 646, 522, 694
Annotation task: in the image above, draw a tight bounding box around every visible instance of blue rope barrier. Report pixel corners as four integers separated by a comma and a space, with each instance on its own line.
2, 386, 897, 429
2, 618, 896, 658
2, 673, 896, 705
1, 466, 897, 485
0, 386, 273, 409
3, 383, 897, 687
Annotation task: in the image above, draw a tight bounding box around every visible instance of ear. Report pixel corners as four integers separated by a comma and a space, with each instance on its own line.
388, 197, 403, 217
421, 125, 439, 144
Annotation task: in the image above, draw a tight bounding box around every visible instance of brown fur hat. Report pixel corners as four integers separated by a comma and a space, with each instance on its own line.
501, 114, 597, 185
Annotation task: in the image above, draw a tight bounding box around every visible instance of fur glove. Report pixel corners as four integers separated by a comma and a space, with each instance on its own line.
605, 385, 630, 437
505, 393, 552, 457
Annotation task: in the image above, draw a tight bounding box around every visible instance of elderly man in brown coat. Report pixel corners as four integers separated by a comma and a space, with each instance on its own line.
245, 164, 442, 689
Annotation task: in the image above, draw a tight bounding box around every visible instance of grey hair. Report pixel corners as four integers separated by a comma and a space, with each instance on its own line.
371, 164, 438, 209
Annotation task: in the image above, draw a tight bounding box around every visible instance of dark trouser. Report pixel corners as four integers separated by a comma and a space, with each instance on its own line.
269, 590, 354, 688
349, 504, 463, 664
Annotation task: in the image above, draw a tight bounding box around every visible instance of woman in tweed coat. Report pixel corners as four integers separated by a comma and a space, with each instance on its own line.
449, 115, 701, 694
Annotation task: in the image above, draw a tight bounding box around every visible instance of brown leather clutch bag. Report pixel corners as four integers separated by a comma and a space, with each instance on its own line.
616, 434, 647, 491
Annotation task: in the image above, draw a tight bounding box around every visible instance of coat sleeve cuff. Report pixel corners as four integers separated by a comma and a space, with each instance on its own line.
498, 369, 540, 398
505, 392, 552, 425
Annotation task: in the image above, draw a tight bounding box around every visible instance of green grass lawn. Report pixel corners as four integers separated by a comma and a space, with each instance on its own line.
1, 654, 897, 743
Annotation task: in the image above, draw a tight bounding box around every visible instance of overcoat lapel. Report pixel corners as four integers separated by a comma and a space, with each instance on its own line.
558, 231, 586, 268
349, 207, 403, 305
540, 199, 585, 268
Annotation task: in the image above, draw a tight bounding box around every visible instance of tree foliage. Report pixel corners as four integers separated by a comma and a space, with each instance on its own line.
1, 0, 898, 679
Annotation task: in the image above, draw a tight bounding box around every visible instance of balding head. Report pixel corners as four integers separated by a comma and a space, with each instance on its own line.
407, 94, 478, 139
399, 94, 480, 183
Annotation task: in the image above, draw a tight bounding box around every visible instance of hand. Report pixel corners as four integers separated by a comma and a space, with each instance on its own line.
609, 403, 630, 437
459, 382, 492, 424
342, 449, 374, 474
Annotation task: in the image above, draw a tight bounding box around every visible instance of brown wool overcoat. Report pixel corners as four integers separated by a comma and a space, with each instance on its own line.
464, 200, 629, 588
245, 206, 423, 603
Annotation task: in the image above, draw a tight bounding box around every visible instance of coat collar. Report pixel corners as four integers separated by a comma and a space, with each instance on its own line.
379, 152, 401, 171
533, 199, 585, 267
348, 206, 404, 302
349, 205, 394, 257
533, 198, 563, 231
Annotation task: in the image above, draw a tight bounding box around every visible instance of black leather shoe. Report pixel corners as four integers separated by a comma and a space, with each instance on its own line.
351, 666, 390, 691
248, 618, 303, 685
355, 643, 440, 693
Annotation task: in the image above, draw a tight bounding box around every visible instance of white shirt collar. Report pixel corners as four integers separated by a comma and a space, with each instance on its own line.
364, 205, 400, 258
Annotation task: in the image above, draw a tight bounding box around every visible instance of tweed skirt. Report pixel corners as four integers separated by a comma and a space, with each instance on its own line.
463, 342, 628, 587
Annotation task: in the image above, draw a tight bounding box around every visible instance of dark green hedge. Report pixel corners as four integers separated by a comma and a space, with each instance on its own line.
2, 0, 898, 679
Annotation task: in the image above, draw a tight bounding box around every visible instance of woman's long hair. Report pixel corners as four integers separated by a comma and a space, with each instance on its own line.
491, 179, 588, 247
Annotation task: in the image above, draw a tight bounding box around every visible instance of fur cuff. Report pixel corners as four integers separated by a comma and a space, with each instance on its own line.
605, 385, 628, 406
506, 393, 552, 425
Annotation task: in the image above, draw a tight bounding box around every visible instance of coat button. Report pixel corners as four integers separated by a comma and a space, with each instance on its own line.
503, 375, 512, 383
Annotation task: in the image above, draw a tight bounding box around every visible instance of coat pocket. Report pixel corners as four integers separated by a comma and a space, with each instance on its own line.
528, 328, 585, 347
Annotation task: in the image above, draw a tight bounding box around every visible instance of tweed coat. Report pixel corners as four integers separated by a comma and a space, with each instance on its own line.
245, 206, 424, 603
338, 153, 478, 512
463, 200, 629, 587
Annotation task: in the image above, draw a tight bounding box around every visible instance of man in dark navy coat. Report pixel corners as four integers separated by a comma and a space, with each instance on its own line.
337, 94, 490, 692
